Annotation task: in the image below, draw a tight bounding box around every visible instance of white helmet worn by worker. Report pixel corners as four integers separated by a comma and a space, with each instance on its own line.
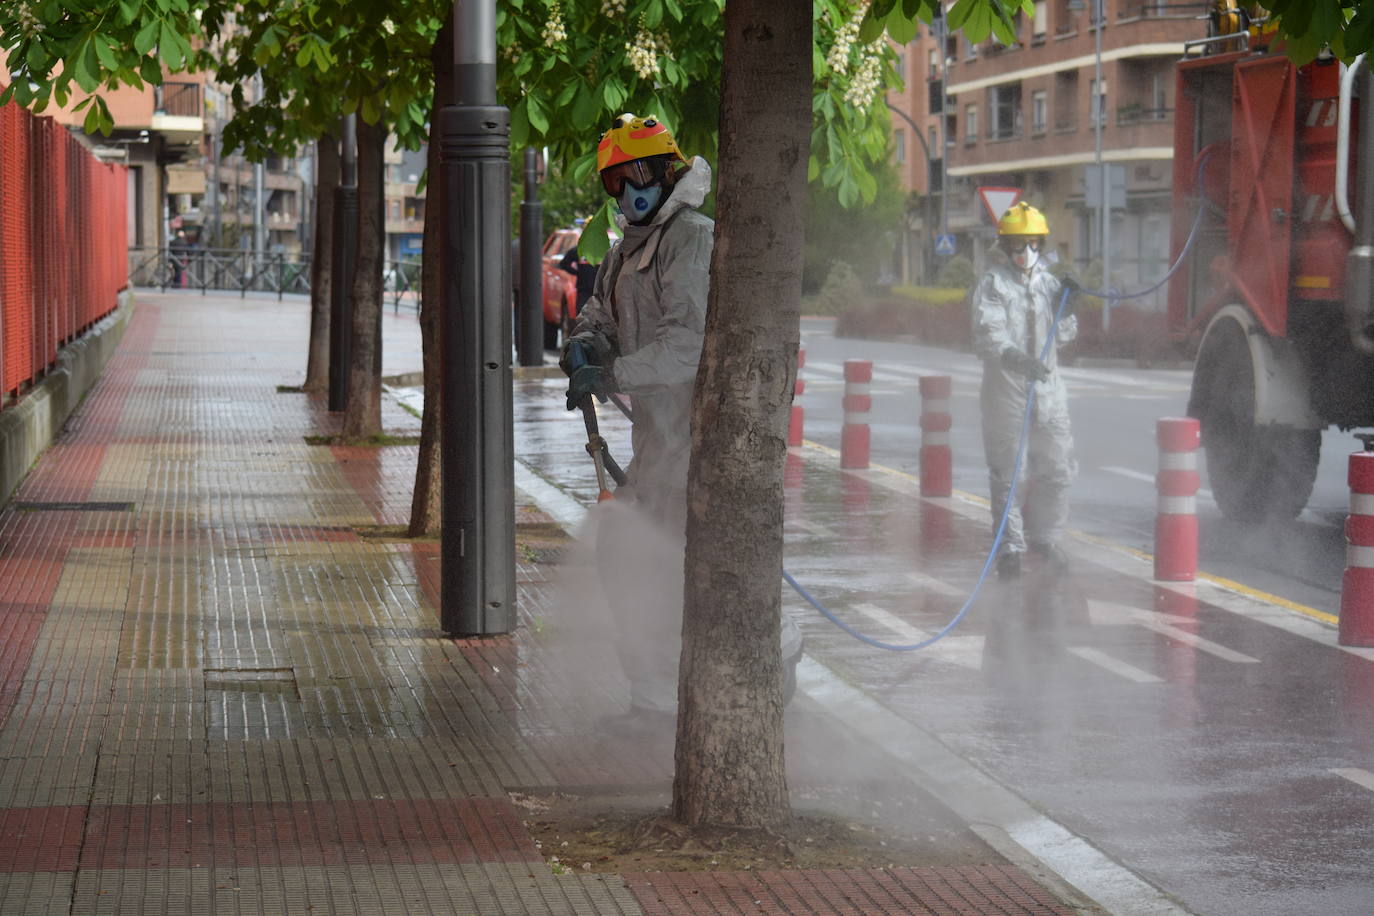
971, 202, 1078, 558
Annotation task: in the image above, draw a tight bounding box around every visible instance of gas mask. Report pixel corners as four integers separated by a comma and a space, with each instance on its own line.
1005, 238, 1042, 273
617, 183, 663, 224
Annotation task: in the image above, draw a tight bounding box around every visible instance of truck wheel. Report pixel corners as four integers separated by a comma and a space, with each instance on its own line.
1195, 319, 1320, 522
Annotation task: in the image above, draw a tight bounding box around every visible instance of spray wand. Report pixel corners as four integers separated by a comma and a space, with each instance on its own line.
566, 339, 627, 501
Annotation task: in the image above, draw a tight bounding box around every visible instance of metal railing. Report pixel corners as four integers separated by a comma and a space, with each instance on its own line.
155, 81, 202, 118
129, 246, 422, 312
1116, 106, 1174, 126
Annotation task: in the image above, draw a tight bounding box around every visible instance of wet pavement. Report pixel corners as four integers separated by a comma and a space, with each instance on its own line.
2, 290, 1369, 914
0, 292, 1084, 915
515, 367, 1374, 915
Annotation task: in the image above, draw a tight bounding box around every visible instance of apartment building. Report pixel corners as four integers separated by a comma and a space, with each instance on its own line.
890, 0, 1207, 304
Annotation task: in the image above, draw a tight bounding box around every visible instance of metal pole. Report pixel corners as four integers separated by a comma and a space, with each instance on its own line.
937, 14, 949, 238
517, 147, 545, 365
885, 101, 935, 283
211, 130, 221, 247
440, 0, 515, 635
1096, 0, 1111, 331
328, 116, 358, 411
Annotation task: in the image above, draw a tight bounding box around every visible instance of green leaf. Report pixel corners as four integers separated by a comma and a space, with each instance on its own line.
886, 9, 919, 44
578, 199, 616, 264
0, 84, 15, 108
83, 99, 103, 134
527, 93, 549, 136
570, 150, 597, 185
554, 79, 578, 108
158, 20, 183, 69
134, 18, 159, 56
572, 81, 601, 129
858, 5, 887, 43
643, 0, 664, 29
93, 35, 119, 72
602, 78, 626, 112
807, 154, 820, 182
71, 39, 99, 93
510, 96, 531, 147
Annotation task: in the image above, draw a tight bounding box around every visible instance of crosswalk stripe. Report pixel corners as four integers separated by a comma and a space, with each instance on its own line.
1066, 646, 1163, 683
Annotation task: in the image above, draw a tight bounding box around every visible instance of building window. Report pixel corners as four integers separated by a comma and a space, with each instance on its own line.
988, 83, 1022, 140
965, 103, 978, 143
965, 36, 978, 58
894, 128, 906, 164
1033, 1, 1048, 39
1055, 70, 1078, 131
1090, 78, 1108, 126
928, 48, 939, 78
1151, 71, 1168, 112
1031, 89, 1047, 134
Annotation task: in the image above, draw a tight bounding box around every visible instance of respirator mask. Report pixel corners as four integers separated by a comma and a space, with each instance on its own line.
1006, 238, 1041, 272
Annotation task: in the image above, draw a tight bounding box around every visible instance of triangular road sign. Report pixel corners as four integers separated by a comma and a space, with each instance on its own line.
978, 186, 1022, 224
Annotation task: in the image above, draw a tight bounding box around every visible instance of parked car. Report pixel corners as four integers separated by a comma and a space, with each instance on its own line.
540, 228, 581, 349
538, 225, 620, 349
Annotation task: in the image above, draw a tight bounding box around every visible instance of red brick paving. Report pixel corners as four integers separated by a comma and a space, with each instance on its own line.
1, 797, 540, 873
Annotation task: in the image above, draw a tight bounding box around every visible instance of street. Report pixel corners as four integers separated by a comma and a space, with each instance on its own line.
794, 317, 1351, 618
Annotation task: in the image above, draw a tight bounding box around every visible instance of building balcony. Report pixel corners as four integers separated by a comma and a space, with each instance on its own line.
1115, 105, 1173, 126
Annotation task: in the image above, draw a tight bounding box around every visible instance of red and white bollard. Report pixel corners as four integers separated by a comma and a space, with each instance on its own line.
840, 360, 872, 469
1154, 417, 1200, 581
1340, 448, 1374, 646
788, 348, 805, 447
919, 375, 952, 497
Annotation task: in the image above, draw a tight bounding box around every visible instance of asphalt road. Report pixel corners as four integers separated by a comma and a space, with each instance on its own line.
796, 317, 1352, 617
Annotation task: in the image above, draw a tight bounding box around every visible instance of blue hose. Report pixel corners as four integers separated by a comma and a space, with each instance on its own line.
783, 165, 1213, 651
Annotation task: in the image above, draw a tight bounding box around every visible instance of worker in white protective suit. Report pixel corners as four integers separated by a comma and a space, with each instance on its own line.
971, 202, 1080, 579
559, 113, 804, 733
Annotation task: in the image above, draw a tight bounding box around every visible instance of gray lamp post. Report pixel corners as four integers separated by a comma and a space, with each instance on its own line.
439, 0, 515, 635
886, 100, 939, 283
1071, 0, 1111, 328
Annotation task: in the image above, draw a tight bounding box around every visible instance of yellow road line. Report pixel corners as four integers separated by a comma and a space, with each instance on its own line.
797, 440, 1338, 627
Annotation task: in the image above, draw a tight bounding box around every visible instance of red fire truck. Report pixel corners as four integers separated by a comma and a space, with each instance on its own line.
1168, 12, 1374, 521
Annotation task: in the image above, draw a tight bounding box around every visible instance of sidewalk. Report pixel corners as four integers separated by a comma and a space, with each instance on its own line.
0, 292, 1094, 914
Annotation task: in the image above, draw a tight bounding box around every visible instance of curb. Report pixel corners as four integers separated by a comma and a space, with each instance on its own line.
0, 291, 133, 506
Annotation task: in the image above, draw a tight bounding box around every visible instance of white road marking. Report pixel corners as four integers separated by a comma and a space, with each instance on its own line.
787, 519, 838, 538
905, 570, 968, 598
797, 656, 1190, 915
851, 603, 981, 667
1066, 646, 1163, 683
1101, 465, 1214, 500
1332, 768, 1374, 792
1088, 599, 1260, 664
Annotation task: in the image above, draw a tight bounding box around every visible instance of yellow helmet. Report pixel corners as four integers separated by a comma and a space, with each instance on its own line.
997, 201, 1049, 237
597, 113, 687, 171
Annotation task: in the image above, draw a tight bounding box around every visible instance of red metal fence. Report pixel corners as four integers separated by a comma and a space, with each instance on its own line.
0, 103, 127, 404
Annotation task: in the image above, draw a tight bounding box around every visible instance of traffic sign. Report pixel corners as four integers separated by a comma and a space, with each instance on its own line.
977, 186, 1021, 224
934, 234, 956, 256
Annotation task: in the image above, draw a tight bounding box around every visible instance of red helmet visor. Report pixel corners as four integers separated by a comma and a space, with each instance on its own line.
600, 158, 668, 197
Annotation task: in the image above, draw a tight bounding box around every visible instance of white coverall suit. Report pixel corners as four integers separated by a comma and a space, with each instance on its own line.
970, 253, 1078, 557
573, 157, 802, 712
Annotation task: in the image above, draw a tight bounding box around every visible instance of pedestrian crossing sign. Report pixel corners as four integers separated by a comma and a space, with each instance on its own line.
934, 234, 956, 256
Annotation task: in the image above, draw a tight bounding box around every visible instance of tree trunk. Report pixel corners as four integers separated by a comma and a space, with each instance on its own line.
408, 11, 454, 538
673, 0, 811, 829
341, 117, 385, 440
304, 133, 339, 394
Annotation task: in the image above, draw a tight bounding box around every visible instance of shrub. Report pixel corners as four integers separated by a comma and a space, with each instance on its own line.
935, 255, 975, 289
805, 261, 866, 317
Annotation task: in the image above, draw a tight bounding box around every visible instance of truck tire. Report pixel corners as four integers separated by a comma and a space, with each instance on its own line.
1194, 318, 1320, 522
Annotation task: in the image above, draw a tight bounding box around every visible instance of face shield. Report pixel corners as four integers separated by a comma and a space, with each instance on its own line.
599, 156, 673, 197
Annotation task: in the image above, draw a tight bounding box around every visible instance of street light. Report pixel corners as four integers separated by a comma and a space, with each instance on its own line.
1070, 0, 1111, 329
886, 100, 940, 283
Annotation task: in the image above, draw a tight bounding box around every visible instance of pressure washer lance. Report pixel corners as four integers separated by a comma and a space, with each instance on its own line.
566, 339, 627, 501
